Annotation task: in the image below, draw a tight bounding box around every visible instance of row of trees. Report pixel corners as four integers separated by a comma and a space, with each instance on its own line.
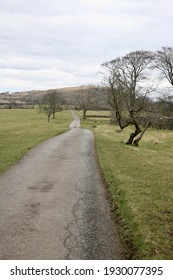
39, 86, 100, 121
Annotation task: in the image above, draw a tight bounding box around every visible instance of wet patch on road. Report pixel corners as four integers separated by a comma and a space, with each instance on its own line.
25, 202, 41, 217
28, 180, 54, 193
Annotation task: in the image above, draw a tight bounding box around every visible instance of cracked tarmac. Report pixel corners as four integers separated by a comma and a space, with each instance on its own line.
0, 111, 123, 259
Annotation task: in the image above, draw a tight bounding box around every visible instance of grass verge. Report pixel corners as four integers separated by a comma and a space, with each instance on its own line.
0, 109, 73, 173
79, 112, 173, 260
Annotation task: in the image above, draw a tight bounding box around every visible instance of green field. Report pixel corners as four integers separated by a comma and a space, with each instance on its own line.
1, 109, 173, 259
0, 109, 72, 173
79, 112, 173, 259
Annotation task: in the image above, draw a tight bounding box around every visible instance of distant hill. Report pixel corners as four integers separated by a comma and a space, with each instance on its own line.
0, 86, 108, 109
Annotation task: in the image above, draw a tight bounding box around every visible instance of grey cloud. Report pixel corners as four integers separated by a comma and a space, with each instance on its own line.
0, 0, 173, 92
0, 0, 84, 16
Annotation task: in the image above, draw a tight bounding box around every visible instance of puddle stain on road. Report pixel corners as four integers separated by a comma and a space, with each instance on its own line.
28, 181, 54, 193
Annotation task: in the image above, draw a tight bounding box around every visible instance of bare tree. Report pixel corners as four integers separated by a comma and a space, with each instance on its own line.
101, 51, 153, 145
153, 47, 173, 86
39, 91, 62, 121
152, 47, 173, 116
101, 61, 128, 129
77, 85, 98, 119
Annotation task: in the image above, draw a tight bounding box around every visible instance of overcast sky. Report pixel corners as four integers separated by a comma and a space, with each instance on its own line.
0, 0, 173, 92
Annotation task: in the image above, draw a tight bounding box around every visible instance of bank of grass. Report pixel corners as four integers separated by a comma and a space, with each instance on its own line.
79, 112, 173, 259
0, 109, 72, 173
85, 110, 111, 118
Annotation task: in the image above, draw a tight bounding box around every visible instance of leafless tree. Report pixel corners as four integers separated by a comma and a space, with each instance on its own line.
153, 47, 173, 86
152, 47, 173, 116
101, 62, 127, 128
77, 85, 98, 119
39, 91, 62, 121
101, 51, 153, 145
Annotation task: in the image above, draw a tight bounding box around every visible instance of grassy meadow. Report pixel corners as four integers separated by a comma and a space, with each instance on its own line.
79, 111, 173, 259
1, 108, 172, 259
0, 109, 73, 173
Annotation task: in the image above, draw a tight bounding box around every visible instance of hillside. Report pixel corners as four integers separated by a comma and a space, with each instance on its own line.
0, 86, 108, 109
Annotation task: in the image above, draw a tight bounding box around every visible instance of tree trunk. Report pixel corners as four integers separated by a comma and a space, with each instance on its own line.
52, 111, 55, 119
126, 123, 141, 145
115, 111, 129, 129
48, 114, 51, 122
83, 109, 87, 119
116, 111, 124, 129
133, 121, 151, 146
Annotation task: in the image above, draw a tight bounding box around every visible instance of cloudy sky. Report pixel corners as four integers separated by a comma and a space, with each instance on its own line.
0, 0, 173, 92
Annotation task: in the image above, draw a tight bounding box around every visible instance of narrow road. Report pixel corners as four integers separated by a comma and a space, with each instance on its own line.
0, 111, 122, 259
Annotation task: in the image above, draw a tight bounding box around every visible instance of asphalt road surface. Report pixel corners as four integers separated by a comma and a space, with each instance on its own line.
0, 111, 122, 259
